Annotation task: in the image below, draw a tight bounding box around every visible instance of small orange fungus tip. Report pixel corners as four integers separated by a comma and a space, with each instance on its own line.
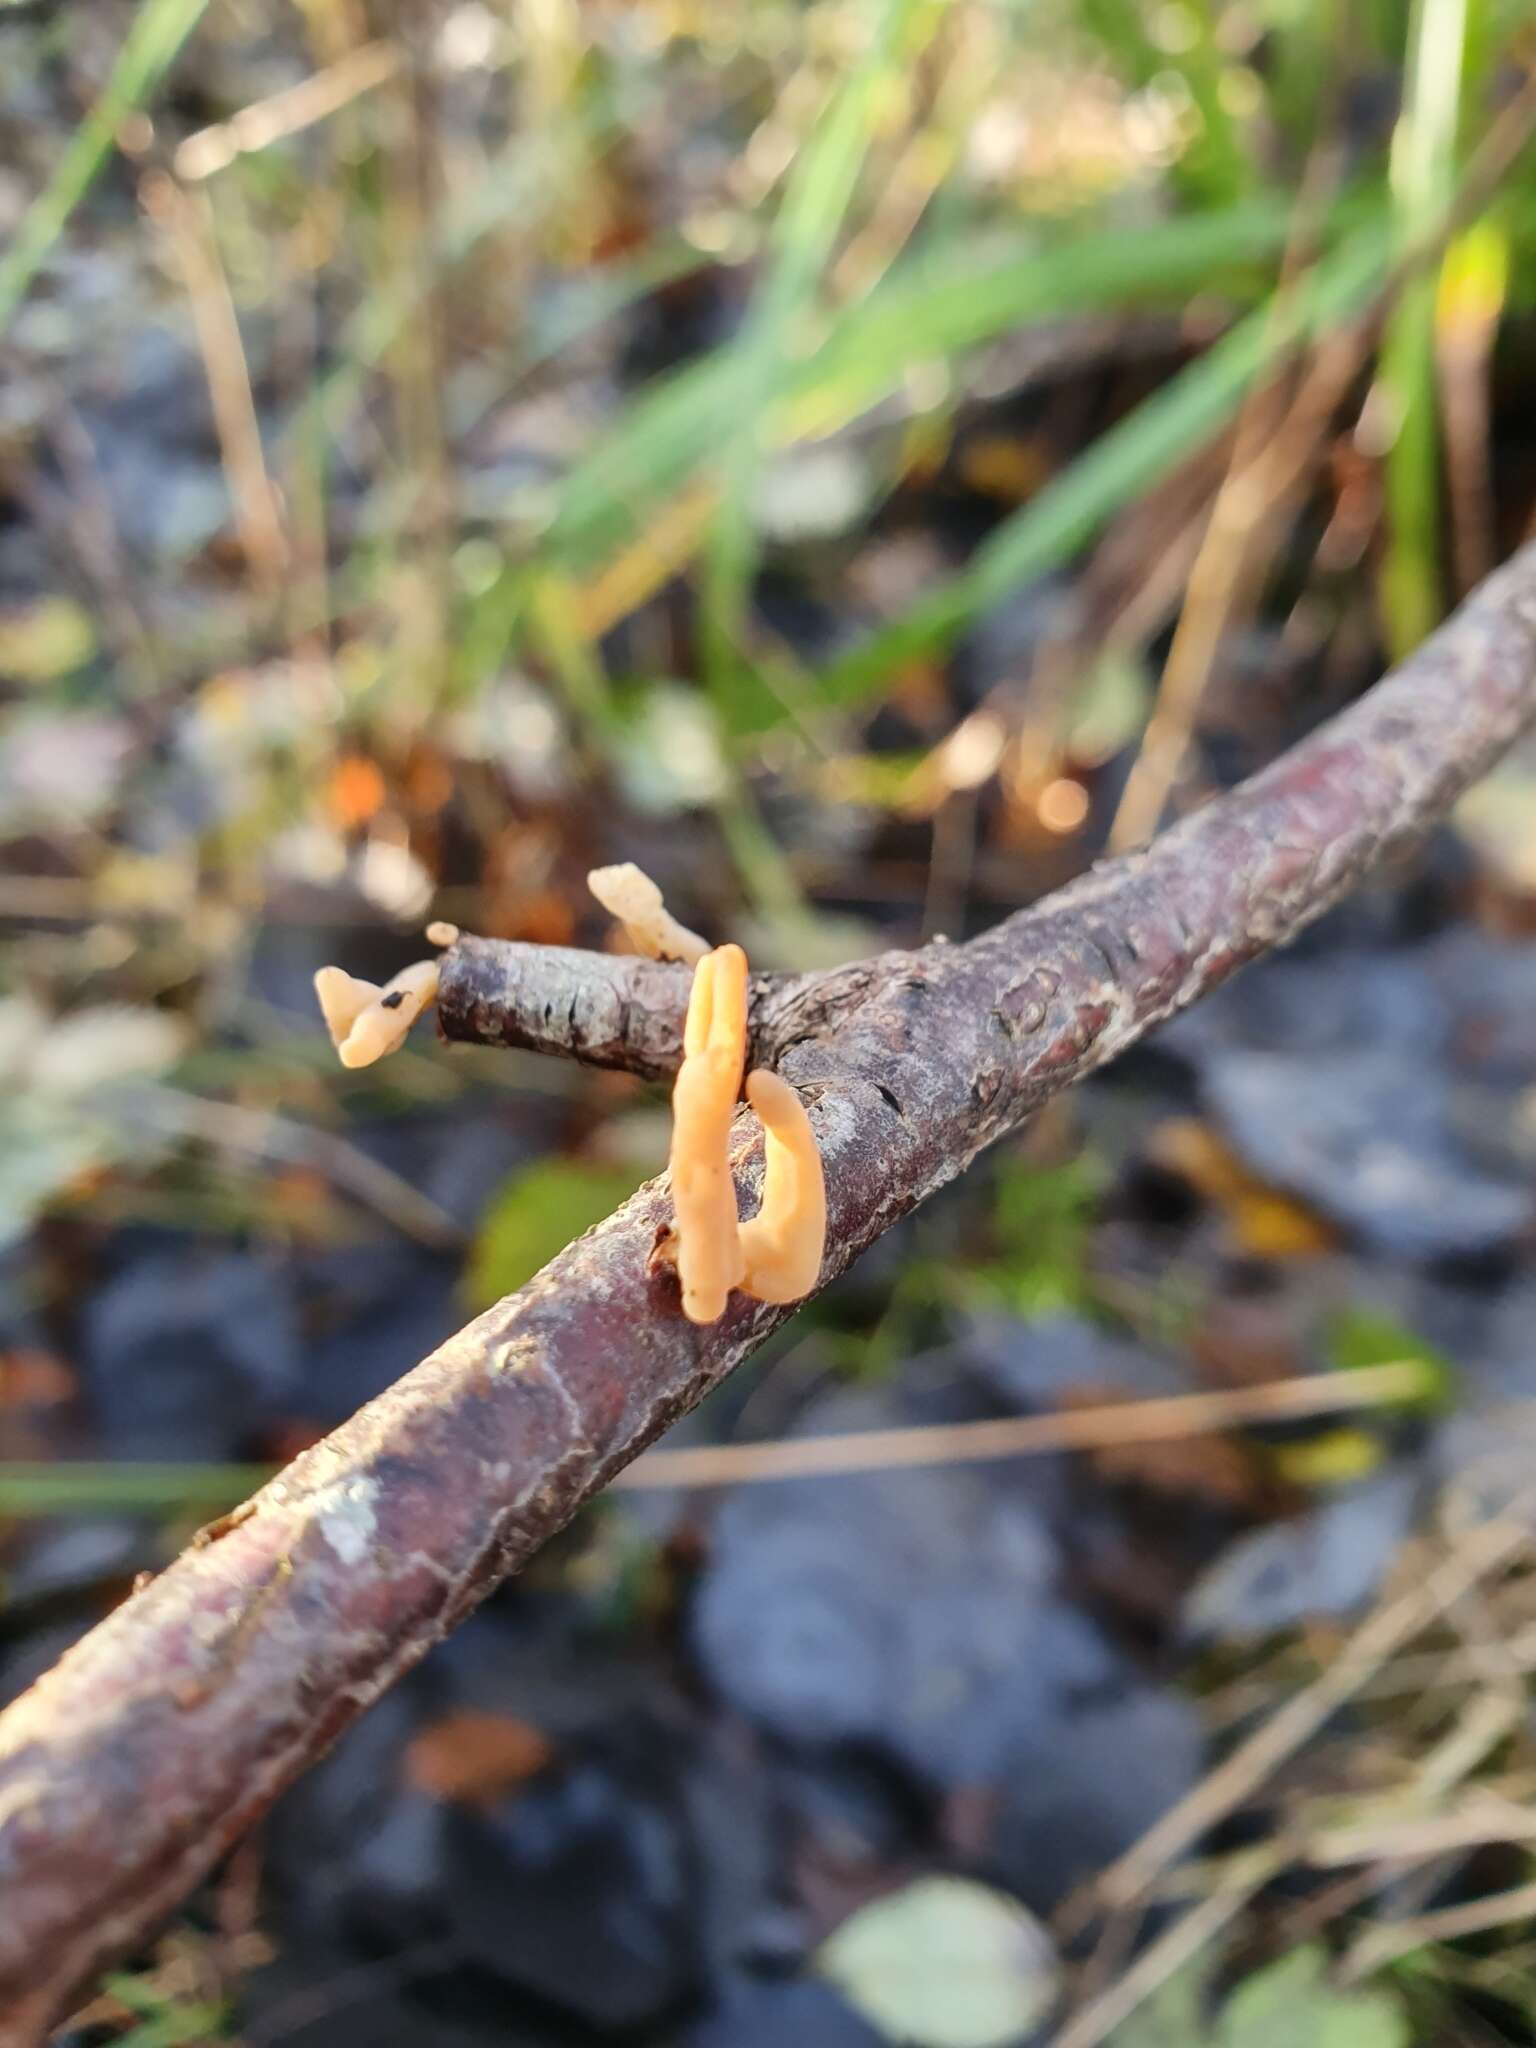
313, 966, 380, 1051
1037, 776, 1090, 834
670, 945, 748, 1324
328, 753, 388, 831
666, 945, 827, 1324
588, 862, 709, 965
739, 1070, 827, 1306
939, 709, 1007, 794
426, 920, 460, 948
314, 958, 440, 1069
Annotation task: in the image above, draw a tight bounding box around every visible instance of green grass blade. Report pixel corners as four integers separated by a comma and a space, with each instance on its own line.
699, 0, 928, 701
536, 201, 1307, 582
815, 217, 1394, 705
0, 1462, 268, 1517
1378, 0, 1476, 658
789, 199, 1307, 437
0, 0, 212, 334
1081, 0, 1255, 209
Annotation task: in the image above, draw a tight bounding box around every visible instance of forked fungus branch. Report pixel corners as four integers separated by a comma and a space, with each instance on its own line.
2, 546, 1536, 2039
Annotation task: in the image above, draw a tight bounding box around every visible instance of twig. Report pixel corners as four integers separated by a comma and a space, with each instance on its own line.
1053, 1865, 1268, 2048
1085, 1496, 1536, 1919
1109, 64, 1536, 851
1342, 1876, 1536, 1978
1107, 319, 1371, 852
1304, 1789, 1536, 1869
142, 174, 290, 594
174, 41, 403, 181
1107, 143, 1354, 853
4, 548, 1536, 2038
610, 1361, 1429, 1489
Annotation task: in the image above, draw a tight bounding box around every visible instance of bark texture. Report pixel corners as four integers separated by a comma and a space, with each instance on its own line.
3, 544, 1536, 2040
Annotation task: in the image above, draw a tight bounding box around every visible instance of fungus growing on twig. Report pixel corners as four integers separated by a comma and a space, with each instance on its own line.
668, 943, 749, 1322
588, 862, 709, 964
666, 944, 827, 1323
314, 958, 439, 1068
313, 923, 461, 1068
312, 966, 380, 1054
738, 1069, 827, 1305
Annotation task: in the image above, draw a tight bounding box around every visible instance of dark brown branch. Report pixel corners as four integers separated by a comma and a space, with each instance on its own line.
3, 546, 1536, 2041
438, 939, 801, 1080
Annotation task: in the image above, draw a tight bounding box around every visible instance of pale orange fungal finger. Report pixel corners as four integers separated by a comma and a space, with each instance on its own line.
739, 1069, 827, 1306
326, 959, 441, 1069
705, 944, 748, 1070
670, 946, 749, 1324
683, 947, 718, 1059
588, 863, 709, 964
313, 966, 381, 1051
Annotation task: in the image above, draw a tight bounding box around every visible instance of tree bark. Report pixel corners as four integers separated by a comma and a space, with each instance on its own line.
3, 544, 1536, 2041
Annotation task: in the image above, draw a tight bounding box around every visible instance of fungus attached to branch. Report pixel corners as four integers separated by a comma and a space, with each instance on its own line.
315, 959, 441, 1068
738, 1068, 827, 1305
313, 920, 463, 1069
588, 862, 709, 965
666, 944, 827, 1323
668, 943, 749, 1323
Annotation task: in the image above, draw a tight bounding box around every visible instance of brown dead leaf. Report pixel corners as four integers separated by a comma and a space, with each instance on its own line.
328, 754, 387, 831
957, 432, 1052, 505
401, 743, 455, 818
1058, 1380, 1268, 1512
404, 1710, 556, 1808
0, 1349, 75, 1408
1148, 1117, 1335, 1259
1189, 1295, 1310, 1392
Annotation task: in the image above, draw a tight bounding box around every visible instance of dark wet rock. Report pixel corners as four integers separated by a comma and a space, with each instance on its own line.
2, 1516, 144, 1616
267, 1687, 426, 1936
692, 1388, 1061, 1781
1181, 1467, 1423, 1643
297, 1243, 462, 1423
349, 1106, 556, 1236
1451, 1278, 1536, 1404
1163, 947, 1447, 1070
347, 1793, 454, 1948
240, 1934, 543, 2048
442, 1730, 702, 2029
772, 1748, 933, 1874
79, 1248, 301, 1458
1433, 1398, 1536, 1511
0, 1617, 94, 1710
964, 1312, 1187, 1411
695, 1380, 1205, 1918
986, 1673, 1205, 1918
1427, 927, 1536, 1088
952, 577, 1076, 707
272, 1603, 774, 2030
436, 1606, 779, 1982
1202, 1050, 1530, 1260
687, 1974, 884, 2048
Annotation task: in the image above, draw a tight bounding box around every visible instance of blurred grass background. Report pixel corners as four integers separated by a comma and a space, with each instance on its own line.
0, 0, 1532, 1465
7, 5, 1536, 2037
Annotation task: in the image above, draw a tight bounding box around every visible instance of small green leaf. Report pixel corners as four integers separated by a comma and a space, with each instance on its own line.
1324, 1307, 1454, 1409
1104, 1952, 1213, 2048
466, 1160, 646, 1308
1068, 648, 1152, 767
1107, 1944, 1409, 2048
1217, 1946, 1408, 2048
0, 597, 96, 682
971, 1154, 1105, 1317
817, 1876, 1059, 2048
